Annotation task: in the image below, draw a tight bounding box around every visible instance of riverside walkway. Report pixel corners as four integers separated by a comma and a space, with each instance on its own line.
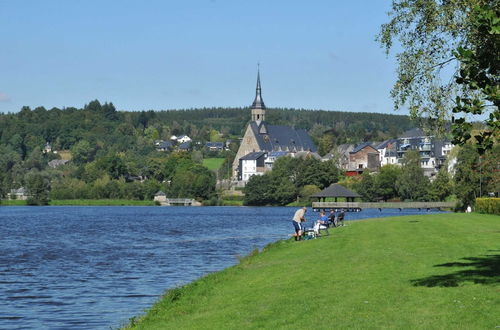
312, 201, 455, 212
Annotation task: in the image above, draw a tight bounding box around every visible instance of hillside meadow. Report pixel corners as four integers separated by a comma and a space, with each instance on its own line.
126, 213, 499, 329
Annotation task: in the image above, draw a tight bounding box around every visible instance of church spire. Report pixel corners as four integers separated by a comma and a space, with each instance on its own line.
251, 65, 266, 124
251, 65, 266, 110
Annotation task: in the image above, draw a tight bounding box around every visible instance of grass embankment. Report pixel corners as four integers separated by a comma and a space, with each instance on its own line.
127, 213, 499, 329
1, 199, 156, 206
0, 200, 28, 206
50, 199, 156, 206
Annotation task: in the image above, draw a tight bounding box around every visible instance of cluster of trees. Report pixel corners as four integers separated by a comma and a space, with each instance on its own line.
49, 152, 216, 201
243, 157, 340, 206
351, 146, 499, 209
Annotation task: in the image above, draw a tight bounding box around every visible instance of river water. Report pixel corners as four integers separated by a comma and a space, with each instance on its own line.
0, 206, 445, 329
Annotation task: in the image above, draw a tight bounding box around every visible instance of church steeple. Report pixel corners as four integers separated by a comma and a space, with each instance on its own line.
251, 65, 266, 124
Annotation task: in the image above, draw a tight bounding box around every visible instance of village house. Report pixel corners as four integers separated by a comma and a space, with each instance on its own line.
43, 142, 52, 154
205, 142, 225, 151
157, 140, 173, 151
375, 139, 398, 166
345, 142, 380, 176
8, 187, 29, 200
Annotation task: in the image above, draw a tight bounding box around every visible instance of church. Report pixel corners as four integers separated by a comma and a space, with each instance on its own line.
233, 71, 318, 182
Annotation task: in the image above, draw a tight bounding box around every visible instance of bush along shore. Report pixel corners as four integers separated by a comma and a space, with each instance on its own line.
124, 213, 499, 329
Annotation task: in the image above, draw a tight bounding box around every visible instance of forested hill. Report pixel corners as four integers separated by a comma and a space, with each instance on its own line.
0, 100, 414, 156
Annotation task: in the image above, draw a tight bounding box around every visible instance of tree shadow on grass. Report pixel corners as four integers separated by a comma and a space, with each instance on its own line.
411, 253, 500, 287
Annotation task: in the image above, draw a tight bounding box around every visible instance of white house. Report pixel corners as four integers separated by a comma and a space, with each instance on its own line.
238, 151, 266, 181
177, 135, 192, 144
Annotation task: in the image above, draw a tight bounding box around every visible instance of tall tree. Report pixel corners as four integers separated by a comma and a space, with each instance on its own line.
25, 171, 51, 205
429, 167, 453, 201
378, 0, 499, 152
454, 144, 481, 208
358, 171, 378, 202
396, 150, 430, 201
376, 164, 402, 201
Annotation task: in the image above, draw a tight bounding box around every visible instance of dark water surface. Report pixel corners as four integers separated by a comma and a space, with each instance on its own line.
0, 206, 445, 329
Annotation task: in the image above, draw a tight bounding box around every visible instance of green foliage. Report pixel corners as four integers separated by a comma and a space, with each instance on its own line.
454, 144, 481, 209
71, 140, 94, 165
243, 174, 275, 206
375, 164, 402, 201
475, 197, 500, 214
299, 184, 321, 201
25, 171, 51, 205
396, 150, 430, 201
451, 4, 499, 153
429, 167, 453, 201
244, 156, 340, 206
358, 171, 378, 202
379, 0, 499, 151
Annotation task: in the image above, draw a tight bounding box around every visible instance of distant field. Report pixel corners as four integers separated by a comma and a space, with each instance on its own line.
57, 150, 72, 160
202, 158, 225, 171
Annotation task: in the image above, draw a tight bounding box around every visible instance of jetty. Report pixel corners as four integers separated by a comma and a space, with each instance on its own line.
153, 191, 200, 206
310, 183, 455, 211
312, 201, 455, 212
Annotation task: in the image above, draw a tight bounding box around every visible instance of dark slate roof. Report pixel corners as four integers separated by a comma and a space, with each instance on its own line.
268, 151, 289, 157
240, 151, 266, 161
159, 141, 173, 148
375, 139, 397, 150
310, 184, 361, 198
399, 128, 426, 138
178, 142, 191, 150
206, 142, 224, 148
155, 191, 166, 196
350, 142, 377, 154
250, 122, 317, 153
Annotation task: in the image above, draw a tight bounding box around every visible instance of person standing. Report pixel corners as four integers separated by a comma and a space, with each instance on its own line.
292, 207, 307, 241
338, 209, 345, 226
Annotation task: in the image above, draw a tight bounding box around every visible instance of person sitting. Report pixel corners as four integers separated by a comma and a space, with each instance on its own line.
313, 211, 329, 236
328, 209, 337, 227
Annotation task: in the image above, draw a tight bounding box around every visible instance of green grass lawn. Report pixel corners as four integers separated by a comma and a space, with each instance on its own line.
202, 158, 225, 171
126, 213, 499, 329
0, 200, 27, 206
1, 199, 156, 206
49, 199, 156, 206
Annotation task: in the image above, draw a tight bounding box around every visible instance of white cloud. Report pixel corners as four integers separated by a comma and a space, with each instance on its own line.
0, 92, 11, 102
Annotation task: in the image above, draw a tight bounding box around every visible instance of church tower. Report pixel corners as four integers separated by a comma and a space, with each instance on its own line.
251, 68, 266, 125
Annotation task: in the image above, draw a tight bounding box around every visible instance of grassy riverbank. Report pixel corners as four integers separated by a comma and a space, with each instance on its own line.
1, 199, 156, 206
126, 213, 499, 329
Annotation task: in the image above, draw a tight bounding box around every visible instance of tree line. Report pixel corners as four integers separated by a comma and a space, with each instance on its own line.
0, 100, 415, 204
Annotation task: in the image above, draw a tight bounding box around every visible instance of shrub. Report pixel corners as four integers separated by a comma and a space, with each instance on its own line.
475, 198, 500, 215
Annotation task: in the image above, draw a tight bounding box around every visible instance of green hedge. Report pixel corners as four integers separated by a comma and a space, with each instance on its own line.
475, 198, 500, 215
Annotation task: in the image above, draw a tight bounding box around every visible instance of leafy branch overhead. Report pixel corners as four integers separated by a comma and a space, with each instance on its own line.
379, 0, 499, 153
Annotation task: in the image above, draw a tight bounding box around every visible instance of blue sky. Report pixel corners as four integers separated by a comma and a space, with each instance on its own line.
0, 0, 403, 114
